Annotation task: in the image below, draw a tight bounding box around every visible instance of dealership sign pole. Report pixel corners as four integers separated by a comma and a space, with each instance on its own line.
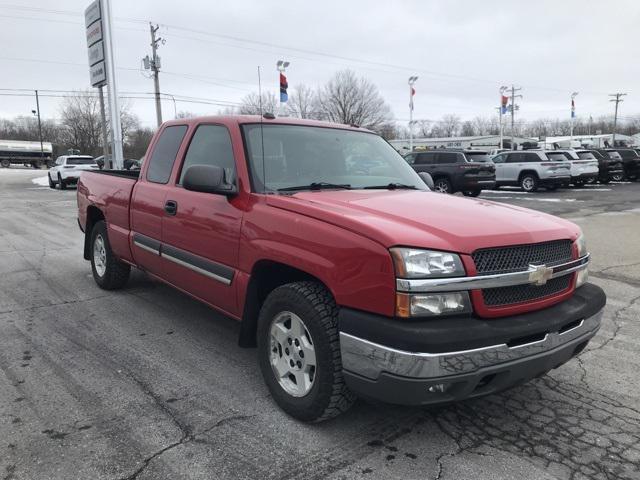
85, 0, 123, 169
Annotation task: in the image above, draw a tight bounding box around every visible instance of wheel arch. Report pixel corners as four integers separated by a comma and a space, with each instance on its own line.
83, 206, 106, 260
238, 260, 332, 348
518, 169, 539, 181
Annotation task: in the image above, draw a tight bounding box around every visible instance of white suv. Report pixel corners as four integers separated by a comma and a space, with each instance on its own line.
48, 155, 98, 189
491, 150, 571, 192
543, 150, 599, 186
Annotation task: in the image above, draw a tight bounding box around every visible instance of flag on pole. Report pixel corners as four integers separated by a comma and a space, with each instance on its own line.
280, 72, 288, 102
409, 86, 416, 111
571, 98, 576, 118
501, 95, 509, 114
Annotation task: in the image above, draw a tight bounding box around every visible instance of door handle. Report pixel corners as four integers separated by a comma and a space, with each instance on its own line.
164, 200, 178, 216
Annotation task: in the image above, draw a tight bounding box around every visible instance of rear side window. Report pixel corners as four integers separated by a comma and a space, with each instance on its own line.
437, 152, 459, 164
506, 153, 525, 163
179, 125, 236, 184
577, 152, 596, 160
146, 125, 188, 184
524, 153, 541, 162
415, 152, 435, 164
465, 152, 491, 162
546, 153, 566, 161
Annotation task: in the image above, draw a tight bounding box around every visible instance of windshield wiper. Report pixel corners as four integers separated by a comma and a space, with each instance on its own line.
363, 183, 417, 190
277, 182, 352, 192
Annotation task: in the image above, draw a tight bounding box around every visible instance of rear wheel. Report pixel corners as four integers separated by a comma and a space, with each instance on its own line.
585, 176, 596, 184
433, 178, 452, 194
611, 172, 624, 182
257, 281, 355, 422
462, 189, 481, 197
58, 173, 67, 190
520, 174, 538, 192
90, 220, 130, 290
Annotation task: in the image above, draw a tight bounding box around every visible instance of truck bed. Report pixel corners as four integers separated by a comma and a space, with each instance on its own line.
91, 169, 141, 179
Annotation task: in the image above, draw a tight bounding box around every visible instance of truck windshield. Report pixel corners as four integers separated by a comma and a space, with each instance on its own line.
67, 157, 95, 165
242, 124, 425, 192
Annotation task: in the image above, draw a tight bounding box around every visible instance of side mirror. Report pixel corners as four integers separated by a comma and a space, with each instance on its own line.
418, 172, 434, 190
183, 165, 236, 195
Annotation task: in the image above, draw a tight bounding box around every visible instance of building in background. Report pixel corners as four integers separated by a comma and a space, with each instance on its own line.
389, 135, 538, 153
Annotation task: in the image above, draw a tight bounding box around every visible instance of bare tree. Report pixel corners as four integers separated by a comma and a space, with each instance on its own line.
286, 84, 317, 119
440, 114, 461, 137
59, 92, 103, 155
315, 70, 393, 132
239, 92, 279, 115
460, 120, 475, 136
176, 110, 196, 119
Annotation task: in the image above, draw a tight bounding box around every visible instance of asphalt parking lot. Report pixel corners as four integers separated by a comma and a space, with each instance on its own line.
1, 168, 639, 480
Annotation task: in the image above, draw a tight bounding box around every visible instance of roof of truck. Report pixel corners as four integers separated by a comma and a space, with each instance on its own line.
161, 115, 374, 133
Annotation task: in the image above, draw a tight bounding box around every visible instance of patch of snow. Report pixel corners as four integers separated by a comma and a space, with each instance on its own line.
31, 176, 50, 186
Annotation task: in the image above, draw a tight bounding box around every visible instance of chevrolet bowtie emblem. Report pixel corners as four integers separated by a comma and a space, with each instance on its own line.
528, 264, 553, 286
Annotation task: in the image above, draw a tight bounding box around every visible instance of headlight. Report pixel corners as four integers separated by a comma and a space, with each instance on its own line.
575, 232, 587, 258
396, 292, 472, 318
390, 248, 465, 278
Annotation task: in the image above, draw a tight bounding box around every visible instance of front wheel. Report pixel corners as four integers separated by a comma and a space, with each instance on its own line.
257, 281, 355, 422
462, 189, 481, 197
48, 173, 55, 189
58, 173, 67, 190
90, 220, 130, 290
520, 174, 538, 192
433, 178, 452, 194
0, 159, 10, 168
611, 172, 624, 182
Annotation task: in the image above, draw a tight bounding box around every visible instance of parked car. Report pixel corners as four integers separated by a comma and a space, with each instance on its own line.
48, 155, 98, 189
490, 150, 571, 192
576, 149, 624, 184
488, 148, 510, 156
605, 148, 640, 181
542, 150, 599, 187
77, 115, 605, 422
404, 149, 495, 196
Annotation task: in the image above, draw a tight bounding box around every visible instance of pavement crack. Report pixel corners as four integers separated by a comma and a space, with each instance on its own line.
591, 293, 640, 352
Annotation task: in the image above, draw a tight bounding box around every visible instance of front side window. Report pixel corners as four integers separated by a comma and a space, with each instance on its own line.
179, 125, 236, 185
492, 154, 506, 163
437, 152, 459, 164
404, 153, 416, 165
242, 124, 425, 192
416, 152, 435, 164
506, 153, 525, 163
146, 125, 188, 184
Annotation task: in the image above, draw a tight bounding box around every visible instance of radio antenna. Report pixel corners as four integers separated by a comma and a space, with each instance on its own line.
258, 65, 267, 193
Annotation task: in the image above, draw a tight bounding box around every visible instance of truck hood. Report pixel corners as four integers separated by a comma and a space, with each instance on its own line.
266, 190, 580, 254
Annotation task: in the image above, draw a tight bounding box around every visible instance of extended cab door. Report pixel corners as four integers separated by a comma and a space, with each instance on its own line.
160, 124, 242, 316
130, 124, 188, 277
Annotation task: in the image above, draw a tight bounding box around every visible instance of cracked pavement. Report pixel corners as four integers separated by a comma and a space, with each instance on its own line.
1, 169, 639, 479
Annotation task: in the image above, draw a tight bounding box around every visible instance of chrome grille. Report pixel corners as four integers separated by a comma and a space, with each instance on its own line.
482, 276, 572, 306
472, 240, 573, 276
473, 240, 573, 307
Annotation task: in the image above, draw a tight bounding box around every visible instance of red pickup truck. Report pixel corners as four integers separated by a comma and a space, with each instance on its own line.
77, 116, 605, 422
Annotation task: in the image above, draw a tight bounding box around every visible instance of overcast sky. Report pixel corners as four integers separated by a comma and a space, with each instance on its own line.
1, 0, 639, 129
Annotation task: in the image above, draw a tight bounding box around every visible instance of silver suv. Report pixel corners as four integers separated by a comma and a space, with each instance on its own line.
491, 150, 571, 192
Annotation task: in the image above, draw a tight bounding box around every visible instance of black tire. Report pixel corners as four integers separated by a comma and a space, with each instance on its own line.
433, 177, 453, 194
48, 173, 55, 189
58, 173, 67, 190
611, 173, 624, 182
573, 181, 584, 188
257, 281, 356, 422
90, 220, 130, 290
520, 173, 538, 192
600, 177, 610, 184
585, 176, 596, 184
462, 189, 481, 197
0, 159, 10, 168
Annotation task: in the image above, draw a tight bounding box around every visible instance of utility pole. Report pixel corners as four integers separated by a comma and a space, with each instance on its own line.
146, 23, 163, 127
609, 93, 627, 147
408, 76, 418, 152
508, 85, 522, 150
588, 115, 593, 136
33, 90, 44, 164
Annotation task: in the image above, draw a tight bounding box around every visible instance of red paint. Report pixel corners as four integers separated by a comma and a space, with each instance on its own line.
77, 116, 582, 322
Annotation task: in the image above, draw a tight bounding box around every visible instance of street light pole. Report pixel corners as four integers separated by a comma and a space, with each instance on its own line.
408, 76, 418, 152
570, 92, 579, 145
33, 90, 44, 166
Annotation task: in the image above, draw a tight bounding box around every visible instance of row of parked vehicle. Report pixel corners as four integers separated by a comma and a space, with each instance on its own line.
403, 147, 640, 194
46, 154, 141, 189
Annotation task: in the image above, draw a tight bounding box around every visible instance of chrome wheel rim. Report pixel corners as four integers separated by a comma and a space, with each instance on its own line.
522, 177, 534, 191
93, 234, 107, 277
269, 311, 316, 397
434, 181, 449, 193
612, 174, 623, 182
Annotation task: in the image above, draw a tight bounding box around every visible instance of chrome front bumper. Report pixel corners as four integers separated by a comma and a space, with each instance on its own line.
340, 308, 602, 381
